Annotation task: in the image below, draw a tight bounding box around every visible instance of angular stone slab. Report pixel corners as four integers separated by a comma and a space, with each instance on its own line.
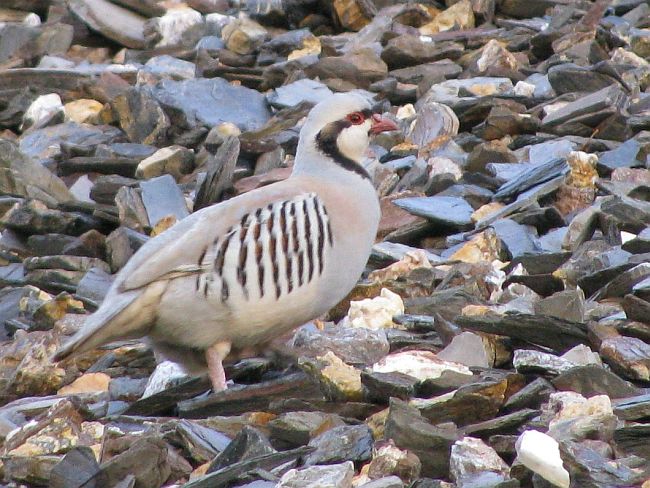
68, 0, 146, 49
393, 196, 474, 229
152, 77, 272, 132
456, 311, 588, 353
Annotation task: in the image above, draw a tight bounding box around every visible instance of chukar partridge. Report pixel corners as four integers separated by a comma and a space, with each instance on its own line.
54, 92, 398, 391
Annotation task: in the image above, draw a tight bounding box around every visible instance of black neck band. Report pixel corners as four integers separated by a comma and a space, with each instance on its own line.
315, 120, 371, 181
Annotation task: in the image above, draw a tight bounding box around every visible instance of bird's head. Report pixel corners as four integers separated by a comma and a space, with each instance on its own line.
295, 92, 398, 177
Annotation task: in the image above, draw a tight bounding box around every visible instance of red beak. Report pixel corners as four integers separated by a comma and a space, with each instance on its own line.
370, 113, 398, 134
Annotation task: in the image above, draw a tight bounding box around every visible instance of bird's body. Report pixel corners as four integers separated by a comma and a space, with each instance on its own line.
54, 92, 397, 390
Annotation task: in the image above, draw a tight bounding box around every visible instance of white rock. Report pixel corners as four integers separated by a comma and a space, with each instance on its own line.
450, 436, 509, 483
23, 13, 41, 26
154, 8, 205, 48
428, 156, 462, 180
343, 288, 404, 330
21, 93, 64, 132
548, 392, 613, 422
514, 81, 536, 97
396, 104, 416, 120
560, 344, 601, 366
141, 360, 188, 398
372, 350, 472, 381
278, 461, 354, 488
621, 231, 636, 244
515, 430, 569, 488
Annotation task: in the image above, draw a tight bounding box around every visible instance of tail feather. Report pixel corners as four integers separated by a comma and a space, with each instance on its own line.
53, 286, 162, 362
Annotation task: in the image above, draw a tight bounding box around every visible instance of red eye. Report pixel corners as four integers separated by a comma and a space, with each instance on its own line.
347, 112, 365, 125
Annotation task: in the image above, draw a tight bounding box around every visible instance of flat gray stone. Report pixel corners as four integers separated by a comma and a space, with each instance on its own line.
152, 77, 271, 131
393, 196, 474, 229
139, 174, 189, 227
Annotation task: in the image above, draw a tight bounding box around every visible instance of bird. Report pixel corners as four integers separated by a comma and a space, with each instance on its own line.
53, 91, 399, 392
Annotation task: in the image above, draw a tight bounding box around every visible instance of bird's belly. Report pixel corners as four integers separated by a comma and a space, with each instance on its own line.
149, 247, 366, 351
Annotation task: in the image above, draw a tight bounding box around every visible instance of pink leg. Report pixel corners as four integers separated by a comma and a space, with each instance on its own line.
205, 341, 231, 392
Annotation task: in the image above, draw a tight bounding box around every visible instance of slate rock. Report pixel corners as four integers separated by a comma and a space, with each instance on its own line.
600, 335, 650, 381
208, 425, 275, 473
112, 87, 170, 146
598, 139, 644, 172
384, 398, 457, 478
95, 437, 171, 487
292, 325, 390, 366
393, 196, 474, 229
449, 437, 510, 487
277, 461, 354, 488
139, 174, 189, 228
541, 84, 628, 130
490, 219, 540, 259
456, 310, 588, 353
68, 0, 146, 49
547, 63, 623, 95
0, 139, 72, 202
19, 122, 123, 164
267, 411, 345, 448
304, 424, 374, 466
49, 446, 100, 488
551, 364, 641, 399
152, 77, 271, 131
361, 371, 419, 402
305, 48, 388, 89
381, 35, 463, 70
503, 377, 555, 412
493, 158, 569, 201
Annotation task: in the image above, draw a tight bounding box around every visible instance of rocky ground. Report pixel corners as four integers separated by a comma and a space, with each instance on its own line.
0, 0, 650, 486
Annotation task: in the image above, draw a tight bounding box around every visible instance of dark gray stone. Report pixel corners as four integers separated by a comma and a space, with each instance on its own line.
384, 398, 457, 478
304, 424, 374, 466
152, 77, 271, 131
491, 219, 540, 259
493, 158, 569, 201
292, 326, 389, 366
208, 425, 275, 473
393, 196, 474, 229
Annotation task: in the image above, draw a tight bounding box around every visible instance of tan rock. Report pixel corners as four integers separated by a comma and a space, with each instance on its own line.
64, 99, 104, 124
471, 202, 504, 223
566, 151, 598, 189
58, 372, 111, 395
6, 331, 65, 396
333, 0, 374, 31
150, 214, 178, 236
300, 351, 363, 402
369, 250, 432, 283
136, 145, 194, 180
420, 0, 474, 35
476, 39, 519, 73
450, 228, 502, 263
368, 440, 422, 484
288, 35, 321, 60
221, 18, 267, 55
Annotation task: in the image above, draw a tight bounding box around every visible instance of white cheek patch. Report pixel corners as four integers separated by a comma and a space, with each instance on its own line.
337, 122, 370, 162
